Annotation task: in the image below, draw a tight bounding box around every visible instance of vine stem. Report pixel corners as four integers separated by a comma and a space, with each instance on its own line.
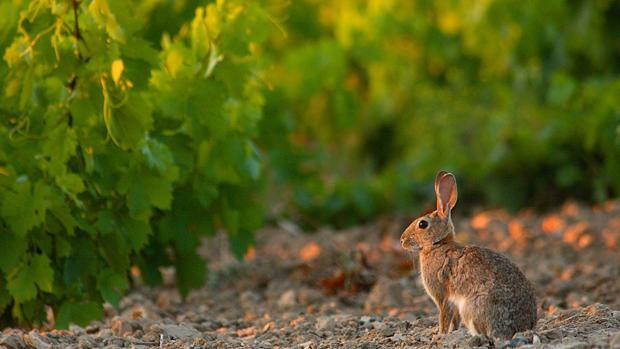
71, 0, 83, 60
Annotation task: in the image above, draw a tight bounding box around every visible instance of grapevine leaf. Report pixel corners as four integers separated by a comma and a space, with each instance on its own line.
229, 229, 255, 260
105, 92, 153, 149
30, 254, 54, 292
140, 138, 174, 174
0, 278, 10, 313
7, 266, 36, 304
100, 231, 130, 273
120, 217, 151, 251
56, 301, 103, 329
175, 249, 206, 297
97, 269, 129, 309
49, 204, 76, 236
63, 244, 98, 285
1, 181, 50, 236
0, 232, 27, 272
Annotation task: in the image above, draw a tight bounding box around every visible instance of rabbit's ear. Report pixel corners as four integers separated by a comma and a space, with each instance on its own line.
434, 170, 449, 195
435, 172, 457, 218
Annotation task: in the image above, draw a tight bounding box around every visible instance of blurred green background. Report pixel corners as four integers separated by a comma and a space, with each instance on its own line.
0, 0, 619, 326
258, 0, 620, 226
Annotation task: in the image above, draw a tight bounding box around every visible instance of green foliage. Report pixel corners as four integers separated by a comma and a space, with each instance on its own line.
0, 0, 269, 326
259, 0, 620, 225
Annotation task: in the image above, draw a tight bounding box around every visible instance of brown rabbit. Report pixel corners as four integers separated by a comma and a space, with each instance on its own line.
400, 171, 537, 339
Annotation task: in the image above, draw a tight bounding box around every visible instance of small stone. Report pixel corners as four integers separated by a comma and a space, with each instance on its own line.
236, 327, 257, 338
316, 316, 335, 331
467, 335, 487, 347
240, 290, 261, 312
610, 331, 620, 349
555, 342, 589, 349
97, 328, 113, 338
297, 288, 322, 305
85, 324, 100, 334
363, 277, 403, 312
110, 317, 133, 336
532, 334, 541, 345
298, 340, 313, 349
103, 337, 125, 347
278, 290, 297, 309
78, 337, 98, 349
160, 324, 201, 339
391, 334, 406, 342
506, 336, 529, 347
359, 315, 374, 324
382, 327, 395, 337
0, 335, 27, 349
23, 333, 51, 349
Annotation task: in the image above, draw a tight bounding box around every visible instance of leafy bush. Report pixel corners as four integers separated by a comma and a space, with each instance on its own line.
259, 0, 620, 225
0, 0, 269, 326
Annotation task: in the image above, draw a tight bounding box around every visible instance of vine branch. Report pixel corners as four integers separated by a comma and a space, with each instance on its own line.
71, 0, 83, 60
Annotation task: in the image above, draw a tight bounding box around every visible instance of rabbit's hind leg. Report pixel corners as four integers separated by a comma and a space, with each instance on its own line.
448, 303, 461, 332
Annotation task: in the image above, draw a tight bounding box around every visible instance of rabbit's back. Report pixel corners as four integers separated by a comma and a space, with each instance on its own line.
451, 246, 537, 338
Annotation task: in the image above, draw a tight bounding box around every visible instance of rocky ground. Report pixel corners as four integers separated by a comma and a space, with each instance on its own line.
2, 201, 620, 348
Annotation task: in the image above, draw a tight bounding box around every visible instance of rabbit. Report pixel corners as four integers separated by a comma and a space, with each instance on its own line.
400, 171, 537, 340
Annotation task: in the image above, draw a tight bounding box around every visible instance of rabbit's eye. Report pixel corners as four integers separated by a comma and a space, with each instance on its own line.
418, 220, 429, 229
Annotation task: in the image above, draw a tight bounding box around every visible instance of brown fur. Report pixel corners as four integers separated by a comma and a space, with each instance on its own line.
400, 171, 537, 339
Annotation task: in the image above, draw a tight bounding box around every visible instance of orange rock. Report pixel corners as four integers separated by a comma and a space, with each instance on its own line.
299, 241, 321, 261
542, 215, 566, 234
471, 212, 491, 230
563, 222, 588, 244
236, 326, 257, 337
602, 228, 618, 250
577, 234, 593, 249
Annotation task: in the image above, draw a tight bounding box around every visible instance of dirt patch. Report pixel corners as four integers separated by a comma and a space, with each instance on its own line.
2, 201, 619, 348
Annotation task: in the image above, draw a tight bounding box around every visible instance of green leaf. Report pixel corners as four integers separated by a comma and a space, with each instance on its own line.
0, 231, 27, 272
97, 269, 129, 308
229, 229, 255, 260
100, 232, 129, 273
120, 217, 151, 251
140, 138, 175, 174
88, 0, 125, 43
7, 254, 53, 304
1, 180, 50, 236
7, 267, 37, 304
0, 277, 11, 313
50, 204, 76, 236
175, 249, 206, 297
56, 301, 103, 329
30, 254, 54, 293
104, 91, 153, 149
63, 244, 98, 285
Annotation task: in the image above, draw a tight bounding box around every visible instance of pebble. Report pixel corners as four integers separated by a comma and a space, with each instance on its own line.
363, 277, 403, 312
110, 318, 133, 336
381, 327, 395, 337
0, 335, 27, 349
159, 324, 201, 339
555, 341, 589, 349
278, 290, 297, 309
23, 333, 51, 349
316, 316, 335, 331
610, 331, 620, 349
